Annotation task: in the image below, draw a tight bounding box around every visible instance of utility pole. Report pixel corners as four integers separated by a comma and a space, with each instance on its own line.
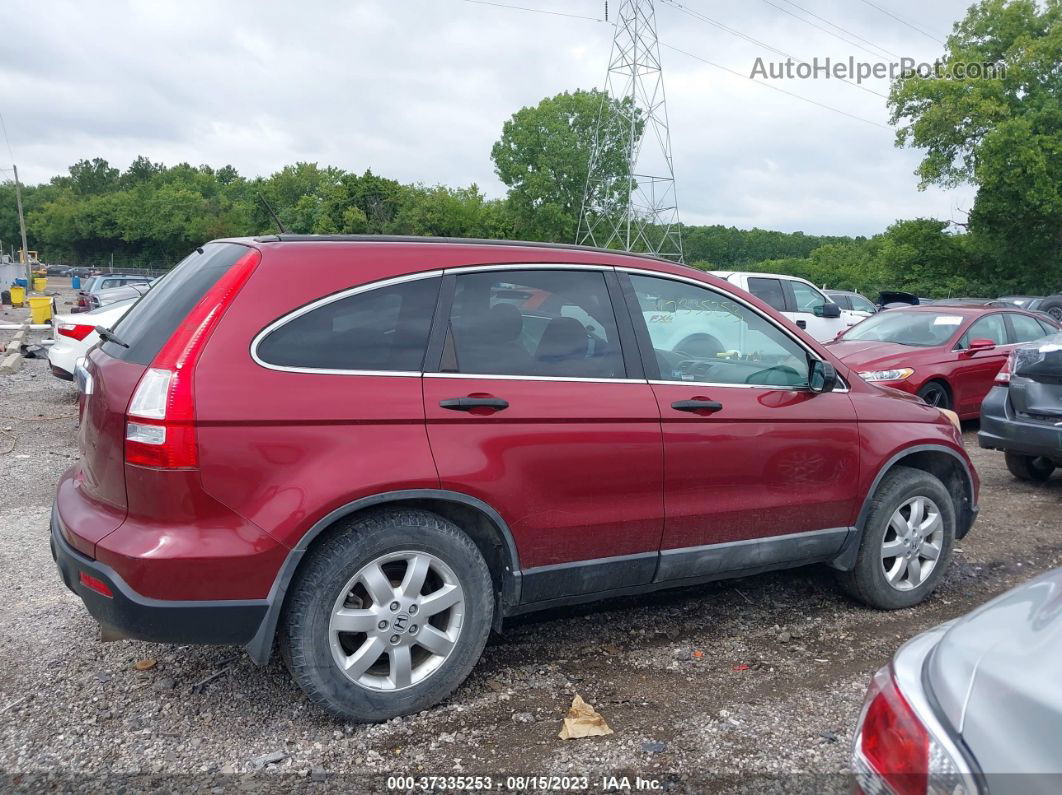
578, 0, 683, 261
13, 164, 31, 288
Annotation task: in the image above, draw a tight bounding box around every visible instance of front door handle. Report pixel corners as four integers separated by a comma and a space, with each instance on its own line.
796, 319, 807, 330
439, 397, 509, 412
671, 399, 723, 413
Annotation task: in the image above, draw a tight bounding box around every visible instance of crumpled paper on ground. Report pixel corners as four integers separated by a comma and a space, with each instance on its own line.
558, 694, 614, 739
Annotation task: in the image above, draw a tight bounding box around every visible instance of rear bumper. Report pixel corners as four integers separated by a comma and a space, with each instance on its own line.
978, 386, 1062, 461
50, 505, 268, 646
46, 341, 78, 379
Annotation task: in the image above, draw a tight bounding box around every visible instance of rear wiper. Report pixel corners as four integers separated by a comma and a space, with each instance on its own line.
95, 325, 130, 349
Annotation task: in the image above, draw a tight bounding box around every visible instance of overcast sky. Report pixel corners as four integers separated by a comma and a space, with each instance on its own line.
1, 0, 978, 236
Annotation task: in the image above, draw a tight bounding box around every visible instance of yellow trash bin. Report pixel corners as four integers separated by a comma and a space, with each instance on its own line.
33, 277, 47, 292
28, 296, 52, 324
9, 286, 25, 307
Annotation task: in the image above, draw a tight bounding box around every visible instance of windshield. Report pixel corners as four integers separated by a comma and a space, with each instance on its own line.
843, 311, 964, 347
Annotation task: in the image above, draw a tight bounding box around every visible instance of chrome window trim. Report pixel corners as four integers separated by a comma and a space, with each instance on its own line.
649, 379, 802, 391
649, 378, 849, 394
425, 372, 644, 384
444, 263, 612, 274
250, 270, 444, 375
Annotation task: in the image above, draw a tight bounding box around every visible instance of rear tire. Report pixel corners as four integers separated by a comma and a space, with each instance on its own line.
1042, 300, 1062, 323
280, 509, 494, 722
839, 466, 955, 610
1005, 452, 1056, 482
916, 381, 951, 411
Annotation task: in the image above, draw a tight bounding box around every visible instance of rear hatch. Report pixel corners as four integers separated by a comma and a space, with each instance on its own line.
1008, 335, 1062, 422
76, 243, 256, 544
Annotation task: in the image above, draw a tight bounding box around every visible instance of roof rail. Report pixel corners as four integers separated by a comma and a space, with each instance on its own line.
249, 234, 687, 268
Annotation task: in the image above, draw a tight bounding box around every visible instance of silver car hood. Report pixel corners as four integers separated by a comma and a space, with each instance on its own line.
927, 567, 1062, 774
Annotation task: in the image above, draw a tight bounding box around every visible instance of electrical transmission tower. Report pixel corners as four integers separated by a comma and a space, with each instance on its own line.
578, 0, 683, 261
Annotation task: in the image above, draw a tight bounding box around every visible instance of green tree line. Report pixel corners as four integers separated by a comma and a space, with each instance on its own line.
2, 0, 1058, 298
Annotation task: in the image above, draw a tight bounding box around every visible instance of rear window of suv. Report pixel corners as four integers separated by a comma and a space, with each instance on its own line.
104, 243, 251, 365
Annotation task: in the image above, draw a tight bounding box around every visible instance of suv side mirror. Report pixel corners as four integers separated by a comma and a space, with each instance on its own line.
814, 303, 842, 319
967, 338, 996, 352
809, 360, 838, 393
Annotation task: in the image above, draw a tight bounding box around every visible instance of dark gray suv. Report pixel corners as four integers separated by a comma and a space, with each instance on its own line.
979, 333, 1062, 481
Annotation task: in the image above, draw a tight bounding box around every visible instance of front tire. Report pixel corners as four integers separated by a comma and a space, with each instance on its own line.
280, 509, 494, 722
1005, 452, 1056, 482
839, 466, 955, 610
916, 381, 951, 411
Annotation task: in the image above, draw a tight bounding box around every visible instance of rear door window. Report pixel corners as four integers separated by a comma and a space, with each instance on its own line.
105, 243, 254, 365
445, 269, 624, 379
1010, 313, 1049, 343
256, 276, 441, 373
746, 277, 787, 312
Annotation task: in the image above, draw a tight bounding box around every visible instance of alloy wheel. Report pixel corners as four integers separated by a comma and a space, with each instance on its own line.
329, 551, 465, 691
880, 496, 944, 591
919, 384, 947, 408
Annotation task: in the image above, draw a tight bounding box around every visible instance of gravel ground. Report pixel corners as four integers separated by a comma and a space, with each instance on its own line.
1, 281, 1060, 792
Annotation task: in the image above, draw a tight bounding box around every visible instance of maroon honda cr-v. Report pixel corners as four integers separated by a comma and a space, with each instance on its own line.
52, 237, 979, 721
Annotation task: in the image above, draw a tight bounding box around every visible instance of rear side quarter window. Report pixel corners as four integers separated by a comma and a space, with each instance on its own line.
255, 275, 441, 374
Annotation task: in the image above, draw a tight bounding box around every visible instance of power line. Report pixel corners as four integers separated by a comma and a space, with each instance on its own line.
660, 0, 790, 60
660, 41, 891, 130
778, 0, 902, 59
454, 0, 891, 131
662, 0, 889, 99
0, 110, 15, 165
857, 0, 945, 45
764, 0, 900, 61
459, 0, 606, 22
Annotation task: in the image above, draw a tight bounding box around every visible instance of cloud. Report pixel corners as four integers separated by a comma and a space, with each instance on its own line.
0, 0, 977, 235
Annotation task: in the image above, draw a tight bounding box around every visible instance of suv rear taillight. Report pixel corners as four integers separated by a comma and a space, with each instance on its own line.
57, 323, 95, 341
853, 665, 974, 795
124, 248, 261, 469
994, 350, 1016, 386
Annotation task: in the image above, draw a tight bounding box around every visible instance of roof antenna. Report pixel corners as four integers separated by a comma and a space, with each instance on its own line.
257, 193, 289, 234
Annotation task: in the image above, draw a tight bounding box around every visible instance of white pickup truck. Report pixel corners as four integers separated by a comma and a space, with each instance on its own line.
710, 271, 871, 342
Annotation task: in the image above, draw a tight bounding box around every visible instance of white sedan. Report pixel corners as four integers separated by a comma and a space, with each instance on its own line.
48, 299, 136, 381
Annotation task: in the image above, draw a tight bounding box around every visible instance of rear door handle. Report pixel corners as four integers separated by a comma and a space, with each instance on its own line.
439, 397, 509, 412
671, 399, 723, 413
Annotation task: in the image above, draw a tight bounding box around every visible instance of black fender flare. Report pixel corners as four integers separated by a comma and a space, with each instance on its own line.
244, 489, 521, 665
830, 444, 978, 571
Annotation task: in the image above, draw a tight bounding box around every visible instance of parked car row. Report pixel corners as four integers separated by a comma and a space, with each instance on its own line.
41, 238, 1059, 782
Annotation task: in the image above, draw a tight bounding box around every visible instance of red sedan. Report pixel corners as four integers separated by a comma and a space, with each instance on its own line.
827, 305, 1058, 419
